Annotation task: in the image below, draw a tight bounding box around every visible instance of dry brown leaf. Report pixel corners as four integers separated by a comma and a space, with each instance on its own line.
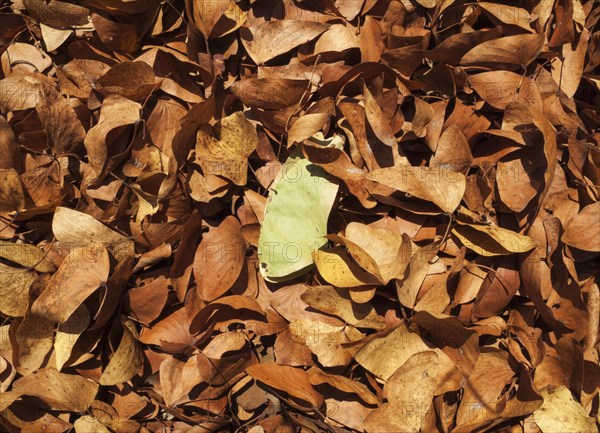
242, 20, 329, 65
54, 305, 90, 371
460, 33, 545, 69
343, 222, 412, 284
99, 319, 143, 386
354, 321, 430, 380
430, 125, 473, 171
2, 368, 98, 412
245, 362, 324, 411
426, 26, 503, 66
191, 0, 246, 39
52, 206, 133, 261
454, 351, 515, 431
40, 24, 72, 52
31, 244, 110, 323
0, 265, 36, 317
194, 216, 246, 301
0, 169, 25, 213
302, 143, 376, 208
35, 84, 86, 155
231, 78, 309, 110
469, 70, 543, 111
195, 111, 258, 186
533, 386, 598, 433
478, 3, 535, 32
363, 83, 396, 147
290, 319, 363, 367
313, 247, 380, 288
1, 42, 52, 75
364, 351, 438, 433
0, 73, 53, 112
23, 0, 89, 28
562, 202, 600, 252
551, 28, 590, 98
287, 113, 330, 147
453, 221, 537, 256
159, 353, 212, 407
83, 98, 141, 179
301, 285, 385, 329
367, 165, 467, 213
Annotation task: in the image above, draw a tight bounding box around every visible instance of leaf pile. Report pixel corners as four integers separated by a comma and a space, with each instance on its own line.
0, 0, 599, 432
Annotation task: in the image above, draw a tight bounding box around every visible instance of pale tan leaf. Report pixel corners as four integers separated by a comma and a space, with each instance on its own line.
31, 244, 110, 323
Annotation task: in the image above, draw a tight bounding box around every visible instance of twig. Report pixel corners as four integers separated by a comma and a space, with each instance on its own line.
584, 282, 599, 352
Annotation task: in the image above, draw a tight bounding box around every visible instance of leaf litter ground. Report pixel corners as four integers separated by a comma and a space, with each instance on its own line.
0, 1, 599, 433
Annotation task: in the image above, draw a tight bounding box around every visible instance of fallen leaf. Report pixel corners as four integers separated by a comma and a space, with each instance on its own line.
313, 246, 380, 288
355, 321, 430, 380
242, 20, 329, 65
562, 202, 600, 252
468, 71, 543, 111
301, 285, 385, 329
2, 368, 98, 412
533, 386, 597, 433
231, 78, 309, 110
31, 244, 110, 323
0, 169, 25, 213
194, 216, 246, 301
195, 111, 258, 186
367, 165, 466, 213
54, 305, 90, 370
0, 263, 37, 317
52, 207, 133, 261
364, 351, 438, 433
258, 147, 338, 281
191, 0, 246, 39
245, 362, 324, 411
460, 34, 545, 69
99, 319, 143, 386
452, 222, 537, 256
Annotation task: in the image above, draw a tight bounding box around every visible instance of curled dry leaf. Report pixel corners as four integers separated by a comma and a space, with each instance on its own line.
452, 221, 537, 256
99, 319, 143, 386
190, 0, 246, 39
313, 246, 380, 288
287, 113, 330, 147
54, 305, 90, 371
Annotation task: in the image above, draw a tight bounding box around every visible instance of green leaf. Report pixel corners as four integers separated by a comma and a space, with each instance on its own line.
258, 147, 338, 282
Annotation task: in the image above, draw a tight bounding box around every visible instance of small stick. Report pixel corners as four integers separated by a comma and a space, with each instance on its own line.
584, 282, 599, 352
